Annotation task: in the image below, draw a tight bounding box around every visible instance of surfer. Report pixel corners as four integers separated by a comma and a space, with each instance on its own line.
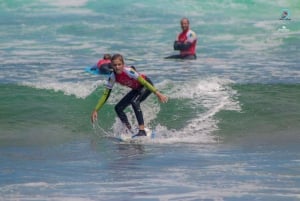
91, 53, 112, 74
280, 9, 291, 20
91, 54, 168, 137
165, 17, 197, 60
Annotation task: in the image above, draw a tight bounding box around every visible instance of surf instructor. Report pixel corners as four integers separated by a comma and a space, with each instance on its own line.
91, 54, 168, 137
165, 17, 197, 60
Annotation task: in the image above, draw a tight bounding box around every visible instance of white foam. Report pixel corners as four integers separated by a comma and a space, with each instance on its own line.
17, 58, 239, 144
157, 78, 239, 144
40, 0, 89, 7
22, 78, 104, 99
107, 78, 240, 144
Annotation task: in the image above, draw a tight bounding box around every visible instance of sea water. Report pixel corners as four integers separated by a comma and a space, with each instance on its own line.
1, 0, 300, 200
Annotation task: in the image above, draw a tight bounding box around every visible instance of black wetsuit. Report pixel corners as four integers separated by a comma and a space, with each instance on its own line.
115, 77, 153, 128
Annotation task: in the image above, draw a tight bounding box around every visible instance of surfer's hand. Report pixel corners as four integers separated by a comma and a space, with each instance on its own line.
156, 91, 168, 103
91, 110, 98, 123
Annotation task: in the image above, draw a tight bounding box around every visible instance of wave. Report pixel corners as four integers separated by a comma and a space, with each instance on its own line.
1, 81, 300, 147
0, 77, 239, 145
1, 0, 299, 146
215, 83, 300, 145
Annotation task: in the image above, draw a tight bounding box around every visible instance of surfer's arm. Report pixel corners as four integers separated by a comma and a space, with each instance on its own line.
94, 88, 111, 111
91, 88, 111, 123
137, 76, 157, 93
94, 73, 115, 112
137, 76, 168, 103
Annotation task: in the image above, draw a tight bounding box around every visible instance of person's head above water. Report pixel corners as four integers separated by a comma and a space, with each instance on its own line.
111, 54, 125, 74
180, 17, 190, 32
103, 54, 111, 60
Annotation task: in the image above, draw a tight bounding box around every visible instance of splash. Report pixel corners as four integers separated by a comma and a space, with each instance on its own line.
105, 77, 240, 144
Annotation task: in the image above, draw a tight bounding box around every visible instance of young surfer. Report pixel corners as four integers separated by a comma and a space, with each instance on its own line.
90, 54, 168, 137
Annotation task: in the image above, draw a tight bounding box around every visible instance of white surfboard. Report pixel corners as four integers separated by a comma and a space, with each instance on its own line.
116, 128, 155, 143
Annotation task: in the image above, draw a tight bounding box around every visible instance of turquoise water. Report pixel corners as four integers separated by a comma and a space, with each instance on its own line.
1, 0, 300, 200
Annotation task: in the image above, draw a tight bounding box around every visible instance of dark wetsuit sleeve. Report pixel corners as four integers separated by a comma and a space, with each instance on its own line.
173, 41, 192, 51
94, 88, 111, 111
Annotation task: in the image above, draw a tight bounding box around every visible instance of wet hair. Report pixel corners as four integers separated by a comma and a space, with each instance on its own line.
181, 17, 190, 24
111, 53, 124, 64
103, 54, 111, 60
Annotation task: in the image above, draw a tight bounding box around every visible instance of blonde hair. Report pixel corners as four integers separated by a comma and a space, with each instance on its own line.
111, 54, 124, 64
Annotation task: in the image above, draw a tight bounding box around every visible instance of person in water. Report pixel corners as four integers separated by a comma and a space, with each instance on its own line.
280, 10, 291, 20
90, 54, 168, 137
165, 17, 197, 60
91, 53, 112, 74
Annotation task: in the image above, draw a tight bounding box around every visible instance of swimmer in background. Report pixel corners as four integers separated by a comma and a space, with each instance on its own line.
91, 54, 113, 74
165, 18, 197, 60
280, 9, 291, 20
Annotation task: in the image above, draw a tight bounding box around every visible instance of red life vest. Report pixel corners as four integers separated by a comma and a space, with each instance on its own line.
178, 29, 197, 56
115, 68, 146, 90
97, 59, 111, 68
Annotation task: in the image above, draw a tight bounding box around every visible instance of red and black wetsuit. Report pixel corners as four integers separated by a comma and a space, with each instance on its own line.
177, 29, 197, 57
97, 59, 112, 74
165, 29, 197, 59
95, 66, 157, 129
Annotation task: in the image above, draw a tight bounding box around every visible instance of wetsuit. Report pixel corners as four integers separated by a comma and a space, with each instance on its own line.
94, 66, 157, 129
165, 29, 197, 59
90, 59, 112, 74
97, 59, 112, 74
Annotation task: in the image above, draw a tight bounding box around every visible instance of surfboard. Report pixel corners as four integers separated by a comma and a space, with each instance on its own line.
84, 66, 110, 75
116, 128, 155, 143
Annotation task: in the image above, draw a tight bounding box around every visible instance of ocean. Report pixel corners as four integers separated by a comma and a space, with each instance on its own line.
1, 0, 300, 200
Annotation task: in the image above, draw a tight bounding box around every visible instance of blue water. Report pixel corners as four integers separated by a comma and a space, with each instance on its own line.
1, 0, 300, 200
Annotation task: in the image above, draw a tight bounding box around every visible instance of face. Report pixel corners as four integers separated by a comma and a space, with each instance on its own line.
181, 19, 189, 31
111, 58, 124, 74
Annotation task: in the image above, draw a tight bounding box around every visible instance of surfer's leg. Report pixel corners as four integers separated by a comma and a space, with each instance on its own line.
131, 77, 153, 126
131, 87, 152, 126
115, 90, 137, 129
130, 88, 152, 137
